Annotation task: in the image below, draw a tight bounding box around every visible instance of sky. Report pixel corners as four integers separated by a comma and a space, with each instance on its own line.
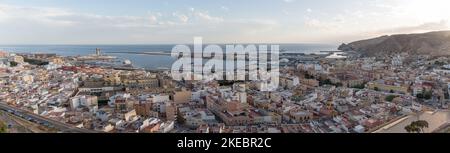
0, 0, 449, 44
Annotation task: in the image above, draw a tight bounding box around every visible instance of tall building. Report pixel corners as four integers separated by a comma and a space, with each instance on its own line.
134, 101, 152, 117
165, 102, 177, 121
70, 95, 98, 111
172, 88, 192, 104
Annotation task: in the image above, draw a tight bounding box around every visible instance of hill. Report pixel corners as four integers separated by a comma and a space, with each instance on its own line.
338, 31, 450, 56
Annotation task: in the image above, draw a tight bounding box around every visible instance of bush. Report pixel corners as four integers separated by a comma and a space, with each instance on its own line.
417, 91, 432, 100
319, 79, 332, 86
24, 58, 49, 66
385, 95, 397, 102
9, 61, 18, 67
0, 121, 7, 133
291, 96, 303, 102
319, 79, 342, 87
305, 73, 315, 79
351, 84, 366, 89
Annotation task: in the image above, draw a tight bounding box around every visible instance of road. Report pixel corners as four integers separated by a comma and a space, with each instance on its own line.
0, 110, 33, 133
0, 103, 99, 133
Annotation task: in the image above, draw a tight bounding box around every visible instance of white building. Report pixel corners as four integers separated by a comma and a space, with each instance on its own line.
103, 124, 114, 132
45, 62, 62, 70
22, 74, 34, 84
8, 55, 24, 63
448, 83, 450, 98
70, 95, 98, 110
79, 86, 115, 93
159, 121, 174, 133
353, 125, 365, 133
140, 118, 160, 131
96, 110, 111, 122
191, 90, 203, 101
150, 94, 170, 103
124, 109, 137, 122
108, 93, 131, 107
391, 55, 403, 66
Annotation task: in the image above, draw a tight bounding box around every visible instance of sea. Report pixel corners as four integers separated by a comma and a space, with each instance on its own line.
0, 44, 337, 69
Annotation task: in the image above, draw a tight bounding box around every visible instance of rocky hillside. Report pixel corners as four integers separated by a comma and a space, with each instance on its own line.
338, 31, 450, 57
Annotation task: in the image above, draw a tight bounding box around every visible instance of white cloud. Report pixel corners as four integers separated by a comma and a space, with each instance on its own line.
375, 20, 450, 35
178, 14, 189, 23
0, 3, 282, 44
172, 12, 189, 23
4, 1, 448, 44
283, 0, 296, 3
0, 4, 74, 26
195, 11, 224, 22
148, 15, 158, 24
221, 6, 229, 11
0, 4, 168, 28
304, 17, 339, 31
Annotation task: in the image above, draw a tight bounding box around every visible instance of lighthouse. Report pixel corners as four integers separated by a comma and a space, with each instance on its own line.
96, 48, 101, 56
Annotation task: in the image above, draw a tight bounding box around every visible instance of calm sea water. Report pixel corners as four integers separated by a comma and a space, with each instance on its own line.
0, 44, 337, 69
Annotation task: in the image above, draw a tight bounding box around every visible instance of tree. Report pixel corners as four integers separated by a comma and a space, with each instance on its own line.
416, 93, 424, 99
351, 84, 366, 89
24, 58, 49, 65
385, 95, 397, 102
405, 124, 420, 133
304, 73, 315, 79
414, 120, 429, 133
319, 79, 342, 87
417, 91, 432, 100
0, 121, 7, 133
291, 96, 303, 102
405, 120, 429, 133
423, 91, 432, 100
374, 87, 379, 91
9, 61, 18, 67
319, 79, 332, 86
